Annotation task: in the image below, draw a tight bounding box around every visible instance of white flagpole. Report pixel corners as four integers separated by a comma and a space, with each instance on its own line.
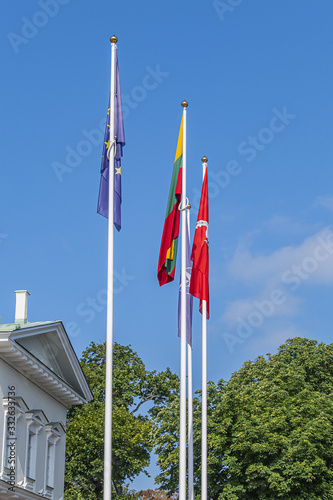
187, 206, 194, 500
188, 343, 193, 500
179, 100, 188, 500
104, 35, 117, 500
201, 156, 208, 500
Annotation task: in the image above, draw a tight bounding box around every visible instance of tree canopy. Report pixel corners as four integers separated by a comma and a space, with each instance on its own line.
153, 337, 333, 499
64, 342, 179, 499
215, 337, 333, 499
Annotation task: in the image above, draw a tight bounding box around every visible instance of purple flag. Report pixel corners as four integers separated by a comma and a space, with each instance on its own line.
97, 54, 125, 231
178, 216, 193, 346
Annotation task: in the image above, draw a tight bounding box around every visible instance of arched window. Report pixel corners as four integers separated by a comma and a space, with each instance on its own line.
24, 410, 48, 492
44, 423, 65, 499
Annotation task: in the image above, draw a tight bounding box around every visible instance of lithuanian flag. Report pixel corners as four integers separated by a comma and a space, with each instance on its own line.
158, 118, 183, 286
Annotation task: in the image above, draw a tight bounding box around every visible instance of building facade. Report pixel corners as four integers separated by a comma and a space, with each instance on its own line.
0, 291, 92, 500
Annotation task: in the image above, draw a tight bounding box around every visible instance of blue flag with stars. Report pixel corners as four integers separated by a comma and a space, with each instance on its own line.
97, 54, 125, 231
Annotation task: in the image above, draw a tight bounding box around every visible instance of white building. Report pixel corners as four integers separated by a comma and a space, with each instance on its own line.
0, 291, 93, 500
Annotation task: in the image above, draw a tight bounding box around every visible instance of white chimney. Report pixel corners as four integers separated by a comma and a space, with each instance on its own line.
14, 290, 30, 324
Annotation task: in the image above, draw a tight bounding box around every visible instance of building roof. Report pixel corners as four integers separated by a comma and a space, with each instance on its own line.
0, 320, 93, 407
0, 320, 56, 332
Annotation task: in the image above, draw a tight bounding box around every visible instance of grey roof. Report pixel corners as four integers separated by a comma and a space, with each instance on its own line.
0, 320, 60, 332
0, 320, 93, 406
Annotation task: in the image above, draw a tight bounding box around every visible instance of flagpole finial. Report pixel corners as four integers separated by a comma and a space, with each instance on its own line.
181, 100, 188, 108
110, 35, 118, 43
201, 156, 208, 163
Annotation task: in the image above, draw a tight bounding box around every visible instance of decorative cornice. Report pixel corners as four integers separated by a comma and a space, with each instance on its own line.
2, 396, 29, 413
45, 421, 66, 437
0, 321, 92, 406
0, 478, 43, 499
0, 340, 86, 407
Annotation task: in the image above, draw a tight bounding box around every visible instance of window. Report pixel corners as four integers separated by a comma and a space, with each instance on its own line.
1, 397, 27, 479
26, 430, 36, 479
24, 410, 47, 492
46, 440, 55, 488
44, 422, 65, 496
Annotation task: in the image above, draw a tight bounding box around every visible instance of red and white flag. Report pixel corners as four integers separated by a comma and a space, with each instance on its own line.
189, 166, 209, 318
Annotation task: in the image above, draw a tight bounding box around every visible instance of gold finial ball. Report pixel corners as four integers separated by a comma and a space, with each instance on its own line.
110, 35, 118, 44
181, 100, 188, 108
201, 156, 208, 163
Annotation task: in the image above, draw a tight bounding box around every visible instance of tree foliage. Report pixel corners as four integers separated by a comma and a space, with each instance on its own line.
154, 337, 333, 499
65, 342, 179, 500
215, 337, 333, 499
136, 488, 177, 500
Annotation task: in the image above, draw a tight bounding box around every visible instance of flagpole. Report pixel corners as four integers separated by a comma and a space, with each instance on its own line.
179, 100, 188, 500
104, 34, 117, 500
187, 209, 194, 500
188, 342, 193, 500
201, 156, 208, 500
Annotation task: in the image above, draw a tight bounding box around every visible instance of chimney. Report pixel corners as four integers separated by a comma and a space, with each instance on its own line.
14, 290, 30, 324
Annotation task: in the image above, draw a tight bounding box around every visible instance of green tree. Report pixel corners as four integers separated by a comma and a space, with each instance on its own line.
153, 337, 333, 499
65, 342, 179, 500
215, 337, 333, 499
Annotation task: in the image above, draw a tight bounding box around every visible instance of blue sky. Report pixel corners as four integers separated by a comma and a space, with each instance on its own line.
2, 0, 333, 490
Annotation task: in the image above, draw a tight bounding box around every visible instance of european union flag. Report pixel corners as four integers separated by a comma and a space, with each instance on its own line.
97, 54, 125, 231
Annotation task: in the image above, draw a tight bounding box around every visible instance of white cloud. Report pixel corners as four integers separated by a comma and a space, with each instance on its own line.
222, 298, 257, 325
219, 227, 333, 331
222, 291, 301, 328
264, 215, 318, 235
314, 195, 333, 211
228, 227, 333, 286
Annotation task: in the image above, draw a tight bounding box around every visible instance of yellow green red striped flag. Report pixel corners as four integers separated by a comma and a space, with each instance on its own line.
158, 118, 183, 286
